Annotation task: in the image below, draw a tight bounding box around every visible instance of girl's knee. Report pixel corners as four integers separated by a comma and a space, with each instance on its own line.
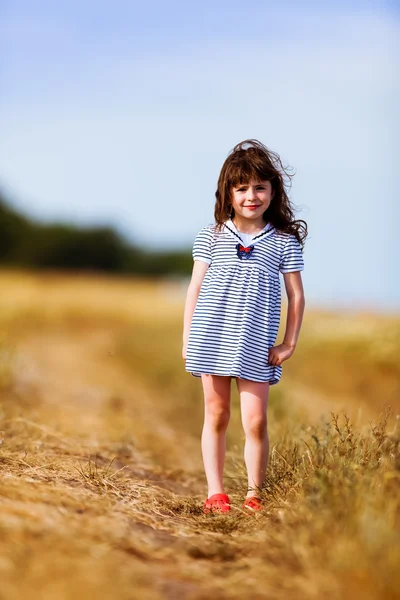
244, 415, 268, 438
204, 402, 230, 430
202, 375, 231, 428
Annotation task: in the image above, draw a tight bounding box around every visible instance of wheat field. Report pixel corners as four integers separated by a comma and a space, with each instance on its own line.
0, 270, 399, 600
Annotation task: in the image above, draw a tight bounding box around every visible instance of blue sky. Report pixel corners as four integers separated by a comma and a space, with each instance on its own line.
0, 1, 399, 310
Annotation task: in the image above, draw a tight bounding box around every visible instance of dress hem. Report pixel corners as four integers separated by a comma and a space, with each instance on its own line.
186, 369, 280, 385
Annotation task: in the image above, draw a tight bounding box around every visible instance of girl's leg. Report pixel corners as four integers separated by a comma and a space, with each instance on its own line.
201, 374, 231, 497
236, 377, 270, 499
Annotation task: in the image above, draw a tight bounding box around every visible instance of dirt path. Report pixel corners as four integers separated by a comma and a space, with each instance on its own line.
13, 326, 205, 495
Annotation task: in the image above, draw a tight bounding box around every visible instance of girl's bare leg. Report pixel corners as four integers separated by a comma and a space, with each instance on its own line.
236, 377, 270, 499
201, 374, 231, 497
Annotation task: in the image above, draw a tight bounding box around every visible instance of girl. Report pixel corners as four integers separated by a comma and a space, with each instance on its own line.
182, 139, 307, 515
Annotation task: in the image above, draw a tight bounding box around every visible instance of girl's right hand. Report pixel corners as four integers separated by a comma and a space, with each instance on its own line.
182, 344, 187, 361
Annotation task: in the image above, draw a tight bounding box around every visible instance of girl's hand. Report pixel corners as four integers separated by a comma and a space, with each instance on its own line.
182, 343, 187, 361
268, 343, 295, 366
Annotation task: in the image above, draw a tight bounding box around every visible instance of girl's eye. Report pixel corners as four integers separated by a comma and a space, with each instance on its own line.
236, 185, 265, 191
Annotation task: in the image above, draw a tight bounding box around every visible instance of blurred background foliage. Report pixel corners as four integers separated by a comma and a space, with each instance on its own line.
0, 190, 192, 276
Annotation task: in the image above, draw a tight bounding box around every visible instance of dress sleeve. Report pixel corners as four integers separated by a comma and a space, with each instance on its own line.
279, 234, 304, 273
192, 227, 213, 265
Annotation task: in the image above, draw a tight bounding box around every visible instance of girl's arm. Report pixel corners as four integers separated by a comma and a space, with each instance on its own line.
182, 261, 209, 356
268, 271, 305, 366
282, 271, 305, 349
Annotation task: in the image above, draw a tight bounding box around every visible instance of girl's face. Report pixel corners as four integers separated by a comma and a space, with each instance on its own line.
231, 178, 274, 220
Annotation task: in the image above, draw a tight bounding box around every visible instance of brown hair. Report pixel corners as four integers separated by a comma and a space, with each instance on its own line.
214, 139, 308, 249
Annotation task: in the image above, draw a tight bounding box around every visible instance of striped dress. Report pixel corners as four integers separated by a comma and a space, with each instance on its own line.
185, 218, 304, 385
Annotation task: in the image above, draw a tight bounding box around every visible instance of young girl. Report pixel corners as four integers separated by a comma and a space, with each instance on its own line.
182, 139, 307, 515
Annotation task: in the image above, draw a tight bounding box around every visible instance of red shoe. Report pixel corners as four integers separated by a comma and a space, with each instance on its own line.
242, 496, 264, 513
203, 493, 231, 514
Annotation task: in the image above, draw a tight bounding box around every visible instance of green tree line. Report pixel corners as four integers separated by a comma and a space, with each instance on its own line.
0, 192, 192, 276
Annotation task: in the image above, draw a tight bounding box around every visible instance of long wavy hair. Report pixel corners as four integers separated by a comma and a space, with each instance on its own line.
214, 139, 308, 249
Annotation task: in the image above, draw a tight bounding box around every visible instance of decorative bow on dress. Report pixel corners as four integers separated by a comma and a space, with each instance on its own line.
236, 243, 255, 260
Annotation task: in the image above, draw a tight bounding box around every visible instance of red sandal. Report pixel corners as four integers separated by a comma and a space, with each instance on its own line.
203, 493, 231, 514
242, 496, 264, 513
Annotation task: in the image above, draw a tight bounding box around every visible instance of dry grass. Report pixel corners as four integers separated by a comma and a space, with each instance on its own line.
0, 270, 399, 600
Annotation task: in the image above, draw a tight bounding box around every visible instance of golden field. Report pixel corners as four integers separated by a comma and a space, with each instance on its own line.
0, 270, 399, 600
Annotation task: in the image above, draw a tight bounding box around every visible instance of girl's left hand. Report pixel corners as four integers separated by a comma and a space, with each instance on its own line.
268, 343, 295, 366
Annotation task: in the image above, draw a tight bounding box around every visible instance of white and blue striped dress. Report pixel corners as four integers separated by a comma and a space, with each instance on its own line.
185, 218, 304, 385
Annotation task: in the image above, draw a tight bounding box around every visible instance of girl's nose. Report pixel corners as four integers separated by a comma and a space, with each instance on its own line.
247, 187, 257, 200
